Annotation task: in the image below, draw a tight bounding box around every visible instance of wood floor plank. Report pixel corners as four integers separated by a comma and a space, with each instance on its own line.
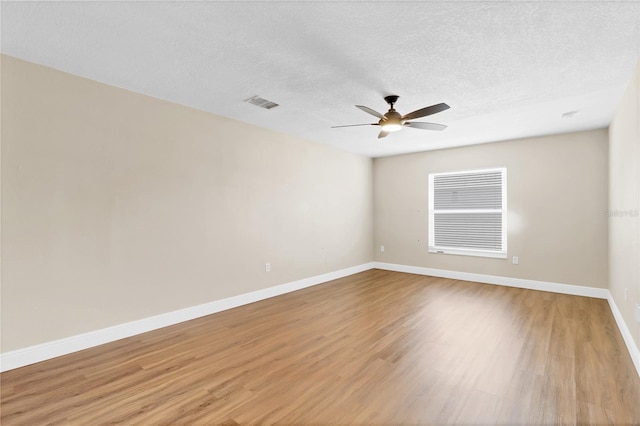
2, 269, 639, 425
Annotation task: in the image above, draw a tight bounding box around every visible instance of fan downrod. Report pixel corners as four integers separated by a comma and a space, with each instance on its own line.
384, 95, 399, 108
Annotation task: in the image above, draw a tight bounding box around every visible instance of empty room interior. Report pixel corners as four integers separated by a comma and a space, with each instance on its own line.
1, 2, 640, 425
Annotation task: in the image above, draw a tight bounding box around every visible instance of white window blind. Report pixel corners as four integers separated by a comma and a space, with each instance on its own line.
428, 168, 507, 258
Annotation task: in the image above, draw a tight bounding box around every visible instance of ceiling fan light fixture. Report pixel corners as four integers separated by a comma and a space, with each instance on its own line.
381, 122, 403, 132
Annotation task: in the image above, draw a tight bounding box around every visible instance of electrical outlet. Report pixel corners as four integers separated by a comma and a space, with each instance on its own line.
380, 245, 385, 252
512, 256, 519, 265
265, 263, 271, 272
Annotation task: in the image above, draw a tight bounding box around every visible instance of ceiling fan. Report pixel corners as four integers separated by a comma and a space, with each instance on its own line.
332, 95, 450, 139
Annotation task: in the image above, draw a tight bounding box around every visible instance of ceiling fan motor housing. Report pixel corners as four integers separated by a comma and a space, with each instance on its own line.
380, 110, 402, 125
380, 110, 403, 131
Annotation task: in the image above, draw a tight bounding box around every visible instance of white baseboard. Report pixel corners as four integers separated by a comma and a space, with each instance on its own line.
0, 262, 375, 372
373, 262, 609, 299
606, 294, 640, 377
4, 261, 637, 379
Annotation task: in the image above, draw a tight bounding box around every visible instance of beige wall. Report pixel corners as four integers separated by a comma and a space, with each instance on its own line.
609, 63, 640, 350
374, 130, 609, 288
0, 55, 373, 351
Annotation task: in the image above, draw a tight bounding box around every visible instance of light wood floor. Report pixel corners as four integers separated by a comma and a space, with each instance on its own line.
2, 269, 639, 425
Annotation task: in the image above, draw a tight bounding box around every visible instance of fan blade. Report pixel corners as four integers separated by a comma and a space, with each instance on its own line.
331, 123, 378, 128
378, 130, 389, 139
356, 105, 384, 119
405, 122, 448, 131
401, 103, 450, 121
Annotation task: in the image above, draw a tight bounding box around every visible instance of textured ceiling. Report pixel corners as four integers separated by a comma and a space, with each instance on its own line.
2, 1, 639, 157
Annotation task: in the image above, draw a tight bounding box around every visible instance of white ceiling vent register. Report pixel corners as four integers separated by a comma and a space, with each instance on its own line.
244, 95, 279, 110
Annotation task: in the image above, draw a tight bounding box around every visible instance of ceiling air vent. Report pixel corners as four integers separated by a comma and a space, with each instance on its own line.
244, 95, 279, 110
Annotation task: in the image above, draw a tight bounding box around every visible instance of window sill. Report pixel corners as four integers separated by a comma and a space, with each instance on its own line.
428, 247, 507, 259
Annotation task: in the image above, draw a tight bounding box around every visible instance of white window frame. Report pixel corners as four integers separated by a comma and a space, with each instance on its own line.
428, 167, 507, 259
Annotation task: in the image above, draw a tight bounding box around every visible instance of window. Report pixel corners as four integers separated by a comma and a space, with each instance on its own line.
428, 167, 507, 258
